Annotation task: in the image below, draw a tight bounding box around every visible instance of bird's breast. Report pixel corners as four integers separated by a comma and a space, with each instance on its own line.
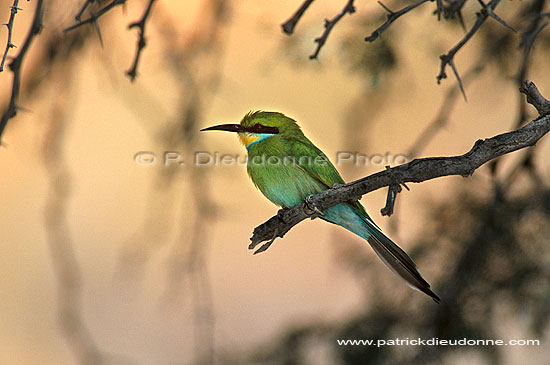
246, 159, 326, 208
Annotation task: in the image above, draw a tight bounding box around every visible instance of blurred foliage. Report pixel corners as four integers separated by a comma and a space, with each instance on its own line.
339, 15, 397, 86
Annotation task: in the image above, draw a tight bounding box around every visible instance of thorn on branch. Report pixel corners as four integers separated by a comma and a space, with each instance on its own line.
309, 0, 355, 60
449, 58, 466, 101
281, 0, 315, 35
64, 0, 126, 33
478, 0, 516, 33
365, 0, 429, 43
92, 19, 103, 47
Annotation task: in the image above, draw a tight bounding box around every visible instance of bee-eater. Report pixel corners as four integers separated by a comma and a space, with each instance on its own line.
201, 111, 440, 303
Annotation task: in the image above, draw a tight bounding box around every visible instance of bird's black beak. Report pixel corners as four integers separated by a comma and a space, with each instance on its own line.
200, 124, 242, 133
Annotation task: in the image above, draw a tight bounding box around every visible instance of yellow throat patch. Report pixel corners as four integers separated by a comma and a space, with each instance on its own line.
238, 132, 260, 148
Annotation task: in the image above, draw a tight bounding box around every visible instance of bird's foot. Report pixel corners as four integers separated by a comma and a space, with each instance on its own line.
304, 195, 324, 218
276, 208, 289, 223
331, 183, 345, 189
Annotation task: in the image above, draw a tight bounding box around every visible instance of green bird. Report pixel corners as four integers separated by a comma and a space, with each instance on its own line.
201, 111, 440, 303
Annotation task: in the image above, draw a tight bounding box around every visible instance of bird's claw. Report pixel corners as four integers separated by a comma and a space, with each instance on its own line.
304, 195, 324, 218
276, 208, 289, 223
331, 183, 345, 189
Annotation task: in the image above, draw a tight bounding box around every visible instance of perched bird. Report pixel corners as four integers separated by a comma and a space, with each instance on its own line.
201, 111, 440, 303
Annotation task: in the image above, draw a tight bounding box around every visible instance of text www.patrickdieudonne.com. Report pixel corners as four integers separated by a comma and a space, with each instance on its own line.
336, 338, 541, 347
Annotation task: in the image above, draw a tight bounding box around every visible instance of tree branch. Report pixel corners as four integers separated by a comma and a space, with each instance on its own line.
126, 0, 156, 81
64, 0, 126, 33
436, 0, 515, 100
249, 81, 550, 253
0, 0, 21, 72
310, 0, 355, 60
281, 0, 315, 35
520, 80, 550, 116
365, 0, 429, 43
0, 0, 43, 144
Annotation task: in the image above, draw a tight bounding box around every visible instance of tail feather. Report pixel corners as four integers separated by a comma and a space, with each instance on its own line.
322, 203, 440, 303
364, 220, 440, 303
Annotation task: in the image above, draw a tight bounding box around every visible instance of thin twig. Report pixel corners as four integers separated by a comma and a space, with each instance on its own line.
365, 0, 430, 43
435, 0, 444, 21
0, 0, 43, 144
380, 169, 409, 217
64, 0, 126, 33
281, 0, 315, 35
75, 0, 95, 21
310, 0, 355, 59
126, 0, 157, 81
436, 0, 515, 100
1, 0, 21, 72
249, 82, 550, 251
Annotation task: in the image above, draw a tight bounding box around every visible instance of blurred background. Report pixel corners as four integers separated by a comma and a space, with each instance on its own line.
0, 0, 549, 364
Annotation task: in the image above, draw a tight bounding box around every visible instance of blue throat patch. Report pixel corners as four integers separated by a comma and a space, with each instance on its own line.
246, 133, 275, 149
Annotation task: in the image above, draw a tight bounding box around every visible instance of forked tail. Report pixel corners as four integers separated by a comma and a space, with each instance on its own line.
363, 218, 440, 303
322, 203, 440, 303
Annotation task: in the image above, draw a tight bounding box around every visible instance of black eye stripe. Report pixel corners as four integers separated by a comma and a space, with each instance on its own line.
244, 124, 279, 134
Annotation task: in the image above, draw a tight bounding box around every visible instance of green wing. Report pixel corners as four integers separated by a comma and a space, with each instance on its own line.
286, 136, 344, 187
286, 136, 374, 222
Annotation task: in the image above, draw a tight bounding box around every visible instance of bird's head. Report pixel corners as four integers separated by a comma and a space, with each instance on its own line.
201, 111, 302, 149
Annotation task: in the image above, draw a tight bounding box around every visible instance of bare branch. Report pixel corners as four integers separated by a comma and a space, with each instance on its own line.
126, 0, 157, 81
1, 0, 21, 72
437, 0, 514, 100
365, 0, 430, 43
281, 0, 315, 35
0, 0, 43, 144
310, 0, 355, 60
64, 0, 126, 33
249, 82, 550, 251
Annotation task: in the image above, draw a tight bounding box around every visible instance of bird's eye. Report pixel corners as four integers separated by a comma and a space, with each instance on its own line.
253, 123, 262, 132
